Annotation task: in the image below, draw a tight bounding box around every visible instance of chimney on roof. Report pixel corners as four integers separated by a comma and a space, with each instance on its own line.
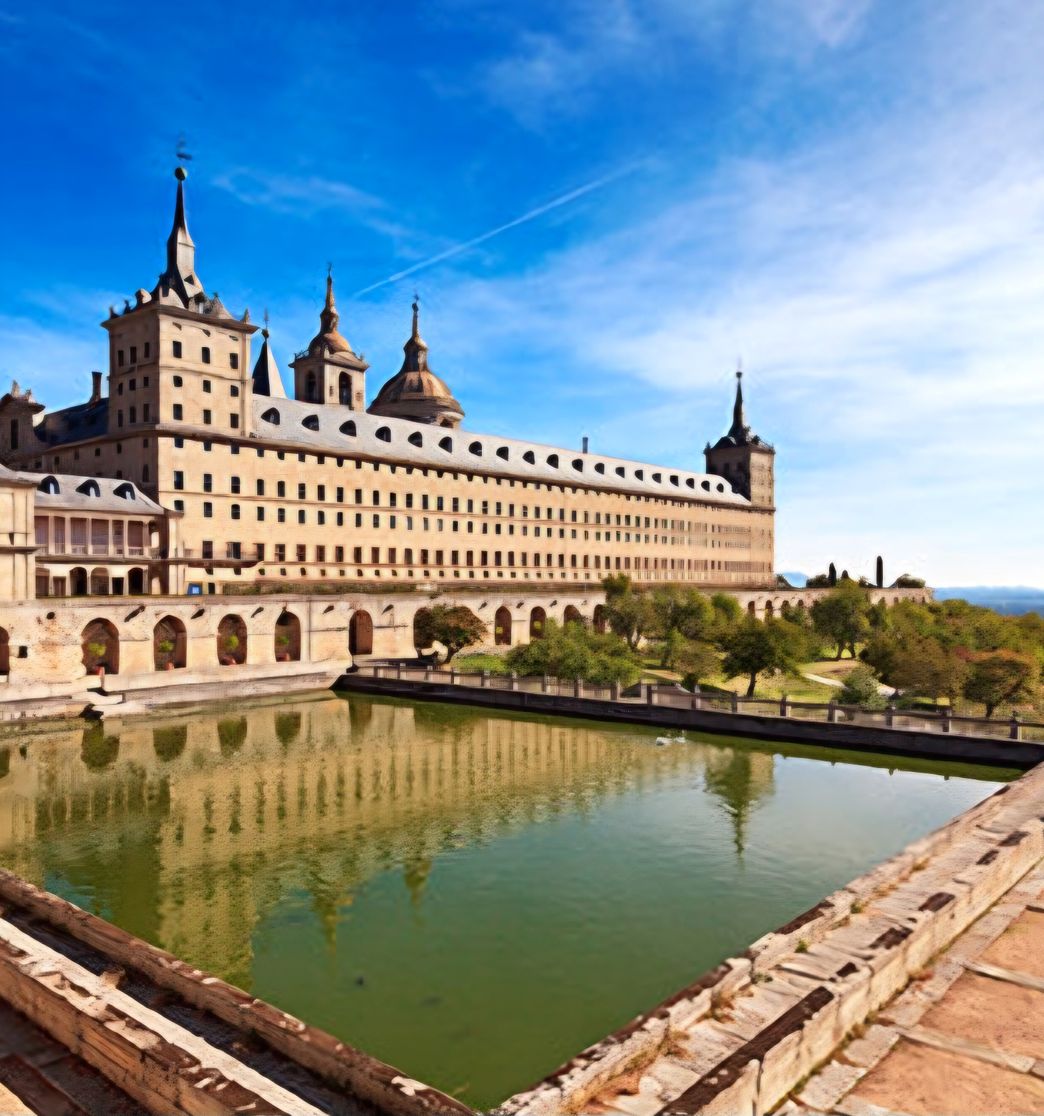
90, 371, 103, 404
582, 435, 589, 454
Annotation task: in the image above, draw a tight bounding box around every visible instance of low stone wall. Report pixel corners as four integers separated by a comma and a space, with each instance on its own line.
497, 764, 1044, 1115
0, 868, 471, 1116
336, 674, 1044, 769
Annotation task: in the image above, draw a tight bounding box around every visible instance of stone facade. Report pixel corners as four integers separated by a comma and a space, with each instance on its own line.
0, 168, 775, 599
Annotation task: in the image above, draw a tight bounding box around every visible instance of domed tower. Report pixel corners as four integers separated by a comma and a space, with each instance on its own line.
368, 300, 464, 428
289, 272, 368, 408
705, 369, 775, 508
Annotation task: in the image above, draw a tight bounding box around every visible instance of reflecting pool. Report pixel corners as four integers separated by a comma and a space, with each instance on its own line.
0, 694, 1014, 1108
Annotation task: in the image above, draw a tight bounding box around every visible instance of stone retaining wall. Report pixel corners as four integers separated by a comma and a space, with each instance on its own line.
337, 674, 1044, 769
497, 764, 1044, 1115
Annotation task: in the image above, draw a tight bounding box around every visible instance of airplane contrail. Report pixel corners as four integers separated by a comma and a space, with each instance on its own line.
351, 162, 645, 298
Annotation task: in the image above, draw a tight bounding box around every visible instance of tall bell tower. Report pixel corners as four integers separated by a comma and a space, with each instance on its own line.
289, 273, 368, 408
705, 370, 775, 508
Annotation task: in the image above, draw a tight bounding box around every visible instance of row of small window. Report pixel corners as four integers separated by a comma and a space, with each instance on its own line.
115, 376, 149, 395
169, 340, 238, 367
199, 544, 695, 571
170, 406, 240, 428
166, 475, 696, 530
171, 376, 240, 396
165, 439, 713, 511
116, 343, 151, 366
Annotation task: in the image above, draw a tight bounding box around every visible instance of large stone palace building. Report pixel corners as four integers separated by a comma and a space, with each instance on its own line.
0, 168, 775, 603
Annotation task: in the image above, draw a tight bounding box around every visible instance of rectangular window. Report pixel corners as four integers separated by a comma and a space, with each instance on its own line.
353, 546, 363, 563
277, 481, 286, 498
277, 508, 286, 523
202, 540, 213, 559
230, 476, 240, 494
296, 545, 306, 562
203, 474, 213, 493
202, 409, 212, 425
142, 403, 150, 422
173, 498, 184, 512
203, 502, 213, 518
317, 485, 326, 501
275, 544, 286, 562
231, 504, 241, 520
172, 340, 182, 358
230, 353, 239, 369
298, 510, 306, 524
335, 546, 345, 562
256, 479, 265, 496
316, 545, 326, 562
257, 507, 265, 521
173, 471, 184, 491
202, 348, 211, 365
230, 413, 239, 429
298, 483, 306, 500
371, 547, 380, 564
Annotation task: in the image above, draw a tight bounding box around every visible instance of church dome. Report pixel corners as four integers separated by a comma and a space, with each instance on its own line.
368, 301, 464, 427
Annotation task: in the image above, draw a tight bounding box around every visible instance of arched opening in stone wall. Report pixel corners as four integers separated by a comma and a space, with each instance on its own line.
89, 568, 110, 596
494, 606, 512, 646
306, 371, 318, 402
81, 618, 119, 676
128, 567, 146, 595
217, 615, 247, 665
529, 606, 547, 640
593, 604, 608, 634
563, 605, 583, 626
339, 372, 351, 406
70, 567, 88, 596
349, 610, 373, 656
153, 616, 187, 671
764, 601, 775, 619
0, 628, 9, 676
747, 601, 757, 616
275, 611, 302, 662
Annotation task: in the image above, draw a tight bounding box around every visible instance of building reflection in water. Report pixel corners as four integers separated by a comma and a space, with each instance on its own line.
0, 695, 775, 989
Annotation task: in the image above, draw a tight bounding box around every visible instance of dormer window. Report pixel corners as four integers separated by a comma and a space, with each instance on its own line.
114, 482, 135, 499
376, 426, 392, 442
468, 441, 482, 456
340, 420, 357, 436
546, 454, 559, 467
522, 450, 535, 464
38, 476, 60, 495
76, 479, 101, 497
261, 408, 280, 425
408, 431, 423, 447
303, 415, 320, 431
496, 446, 509, 460
439, 436, 453, 451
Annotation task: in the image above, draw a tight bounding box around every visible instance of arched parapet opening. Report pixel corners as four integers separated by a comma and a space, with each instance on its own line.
153, 616, 187, 670
593, 604, 608, 634
349, 610, 374, 657
217, 614, 247, 666
82, 618, 119, 676
89, 568, 110, 596
529, 606, 546, 640
563, 604, 583, 626
71, 567, 88, 597
494, 605, 512, 646
747, 600, 757, 616
275, 610, 302, 662
128, 567, 146, 595
764, 600, 775, 619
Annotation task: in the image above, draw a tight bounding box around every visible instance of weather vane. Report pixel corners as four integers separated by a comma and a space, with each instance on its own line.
175, 134, 192, 165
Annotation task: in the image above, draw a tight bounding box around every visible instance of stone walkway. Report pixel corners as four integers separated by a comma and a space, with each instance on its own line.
782, 862, 1044, 1115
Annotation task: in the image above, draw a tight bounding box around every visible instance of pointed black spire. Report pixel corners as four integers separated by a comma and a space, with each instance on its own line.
401, 296, 430, 373
251, 318, 287, 399
156, 167, 205, 306
728, 368, 749, 440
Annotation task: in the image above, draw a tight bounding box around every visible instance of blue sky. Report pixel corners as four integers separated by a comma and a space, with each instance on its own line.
1, 0, 1042, 585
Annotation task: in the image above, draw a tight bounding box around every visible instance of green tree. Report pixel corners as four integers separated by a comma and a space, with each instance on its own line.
810, 582, 871, 659
600, 578, 657, 651
676, 639, 721, 691
837, 664, 886, 710
721, 618, 805, 697
963, 650, 1038, 718
891, 636, 969, 705
413, 605, 486, 662
506, 619, 642, 686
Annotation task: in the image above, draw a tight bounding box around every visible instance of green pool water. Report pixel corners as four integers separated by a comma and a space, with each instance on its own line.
0, 694, 1014, 1108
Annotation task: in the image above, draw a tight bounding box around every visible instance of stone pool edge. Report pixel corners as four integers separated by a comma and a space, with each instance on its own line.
495, 763, 1044, 1115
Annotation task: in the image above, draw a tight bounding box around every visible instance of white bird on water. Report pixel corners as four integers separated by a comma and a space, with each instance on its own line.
654, 731, 687, 746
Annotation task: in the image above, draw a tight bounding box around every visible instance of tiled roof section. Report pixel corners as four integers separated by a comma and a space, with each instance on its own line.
14, 471, 165, 515
253, 396, 750, 506
32, 398, 109, 446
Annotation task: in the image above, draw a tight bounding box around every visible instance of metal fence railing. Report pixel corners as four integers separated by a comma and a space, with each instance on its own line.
361, 664, 1044, 746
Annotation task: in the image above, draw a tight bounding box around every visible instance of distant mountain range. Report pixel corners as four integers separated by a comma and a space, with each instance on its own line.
779, 574, 1044, 616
